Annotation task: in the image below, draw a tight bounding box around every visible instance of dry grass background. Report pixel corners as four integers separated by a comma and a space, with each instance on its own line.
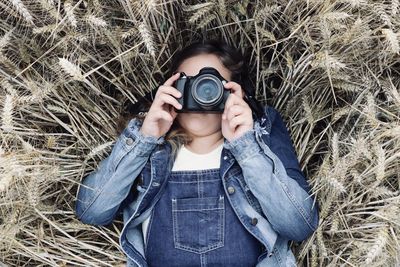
0, 0, 399, 266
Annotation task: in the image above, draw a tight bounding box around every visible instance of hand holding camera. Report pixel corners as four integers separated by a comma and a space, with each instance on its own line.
139, 72, 183, 139
140, 67, 231, 139
221, 81, 254, 142
173, 66, 253, 142
140, 66, 253, 141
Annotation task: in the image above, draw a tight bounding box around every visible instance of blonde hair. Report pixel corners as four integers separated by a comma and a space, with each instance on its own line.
116, 112, 192, 163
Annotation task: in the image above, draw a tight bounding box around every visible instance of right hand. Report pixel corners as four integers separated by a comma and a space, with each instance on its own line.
139, 72, 183, 139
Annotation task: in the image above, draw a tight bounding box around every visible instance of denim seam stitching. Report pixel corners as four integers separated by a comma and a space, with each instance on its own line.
225, 187, 273, 254
168, 179, 220, 184
78, 166, 114, 220
280, 181, 315, 231
174, 207, 223, 212
274, 245, 283, 266
219, 195, 225, 246
172, 198, 179, 249
171, 196, 225, 253
80, 139, 137, 221
234, 176, 258, 208
144, 207, 155, 256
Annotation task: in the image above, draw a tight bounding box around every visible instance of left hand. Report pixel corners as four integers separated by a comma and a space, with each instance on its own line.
221, 81, 254, 142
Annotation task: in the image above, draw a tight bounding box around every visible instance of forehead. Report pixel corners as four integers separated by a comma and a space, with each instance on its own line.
176, 53, 232, 80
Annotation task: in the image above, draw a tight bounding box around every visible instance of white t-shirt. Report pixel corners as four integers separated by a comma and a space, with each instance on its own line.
142, 142, 224, 245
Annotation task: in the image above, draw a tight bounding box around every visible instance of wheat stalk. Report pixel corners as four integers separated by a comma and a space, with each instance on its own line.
364, 227, 388, 264
0, 30, 13, 51
329, 216, 339, 233
121, 27, 137, 40
188, 4, 214, 24
322, 12, 351, 22
86, 141, 114, 159
138, 22, 156, 58
11, 0, 34, 25
257, 26, 276, 41
312, 50, 346, 71
0, 153, 17, 193
342, 0, 367, 8
392, 0, 399, 15
382, 28, 400, 55
64, 0, 78, 28
196, 14, 217, 29
301, 95, 315, 125
86, 14, 107, 28
1, 94, 14, 132
331, 132, 339, 163
254, 4, 281, 23
32, 24, 59, 35
58, 58, 85, 81
311, 244, 318, 267
374, 144, 386, 182
374, 4, 392, 27
216, 0, 226, 18
316, 227, 327, 257
0, 79, 17, 96
325, 173, 347, 194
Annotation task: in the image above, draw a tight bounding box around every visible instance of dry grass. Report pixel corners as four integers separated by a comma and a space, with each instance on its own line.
0, 0, 399, 266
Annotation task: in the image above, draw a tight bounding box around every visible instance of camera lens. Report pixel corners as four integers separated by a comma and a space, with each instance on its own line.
191, 75, 223, 107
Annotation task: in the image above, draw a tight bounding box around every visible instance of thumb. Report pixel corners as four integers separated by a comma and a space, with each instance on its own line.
170, 107, 178, 120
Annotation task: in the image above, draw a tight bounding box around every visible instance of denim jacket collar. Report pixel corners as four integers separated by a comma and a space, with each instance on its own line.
148, 106, 272, 190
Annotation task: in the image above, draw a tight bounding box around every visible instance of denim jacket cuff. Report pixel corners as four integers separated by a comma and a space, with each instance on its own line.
120, 117, 165, 157
223, 128, 262, 162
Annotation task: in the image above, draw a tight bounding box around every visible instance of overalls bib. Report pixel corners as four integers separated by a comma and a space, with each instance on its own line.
144, 167, 263, 267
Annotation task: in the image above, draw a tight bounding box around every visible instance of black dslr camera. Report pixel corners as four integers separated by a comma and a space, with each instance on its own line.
173, 67, 230, 113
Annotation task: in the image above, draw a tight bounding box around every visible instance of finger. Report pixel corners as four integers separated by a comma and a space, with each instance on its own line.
224, 105, 244, 121
156, 94, 182, 110
154, 110, 174, 123
170, 105, 178, 120
229, 114, 247, 130
223, 94, 246, 118
224, 81, 243, 99
157, 85, 182, 99
163, 72, 181, 87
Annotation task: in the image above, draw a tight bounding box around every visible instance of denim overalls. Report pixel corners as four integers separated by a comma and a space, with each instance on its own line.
76, 105, 320, 267
144, 166, 263, 267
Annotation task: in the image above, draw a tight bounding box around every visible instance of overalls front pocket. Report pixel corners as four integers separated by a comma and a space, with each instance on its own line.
171, 195, 225, 253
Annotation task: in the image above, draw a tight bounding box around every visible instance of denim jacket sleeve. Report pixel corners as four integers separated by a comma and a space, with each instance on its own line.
223, 106, 319, 242
75, 117, 164, 226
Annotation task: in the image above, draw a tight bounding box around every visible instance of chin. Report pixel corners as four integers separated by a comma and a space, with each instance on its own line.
186, 111, 212, 116
179, 120, 220, 134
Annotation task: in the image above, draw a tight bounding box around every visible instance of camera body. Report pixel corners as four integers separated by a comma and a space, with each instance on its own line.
173, 67, 230, 113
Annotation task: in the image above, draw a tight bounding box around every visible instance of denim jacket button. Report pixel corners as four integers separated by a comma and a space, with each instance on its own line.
227, 186, 235, 194
251, 217, 258, 225
126, 137, 134, 145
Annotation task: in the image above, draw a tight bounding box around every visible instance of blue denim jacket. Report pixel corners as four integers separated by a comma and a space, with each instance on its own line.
75, 105, 319, 267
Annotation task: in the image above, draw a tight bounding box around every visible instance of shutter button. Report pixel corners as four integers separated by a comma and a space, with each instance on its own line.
227, 186, 235, 194
126, 137, 134, 145
251, 217, 258, 225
